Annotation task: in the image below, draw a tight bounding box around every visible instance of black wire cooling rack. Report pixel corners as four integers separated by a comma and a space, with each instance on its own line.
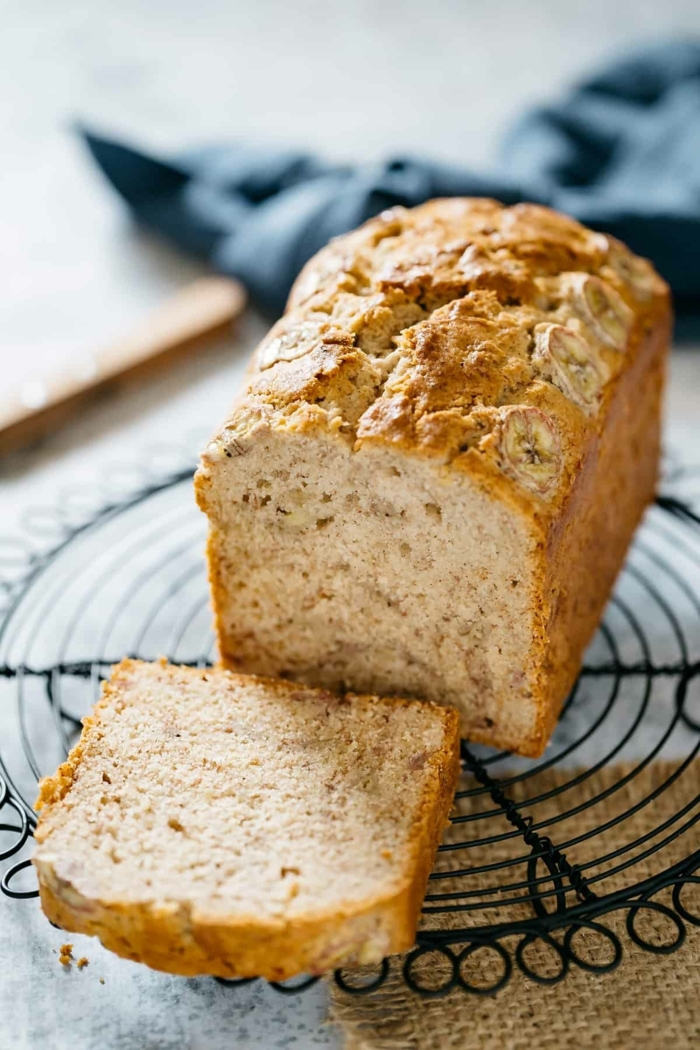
1, 446, 699, 998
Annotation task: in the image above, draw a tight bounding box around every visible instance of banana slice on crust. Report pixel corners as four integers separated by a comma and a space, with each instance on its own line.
496, 406, 562, 496
533, 323, 605, 413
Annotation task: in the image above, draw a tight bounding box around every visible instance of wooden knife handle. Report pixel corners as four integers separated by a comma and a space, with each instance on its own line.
0, 276, 247, 457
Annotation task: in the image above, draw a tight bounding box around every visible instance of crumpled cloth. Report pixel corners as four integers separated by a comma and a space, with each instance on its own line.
83, 41, 700, 337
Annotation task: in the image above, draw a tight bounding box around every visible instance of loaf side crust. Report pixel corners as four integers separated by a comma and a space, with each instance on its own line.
33, 659, 460, 979
533, 311, 669, 750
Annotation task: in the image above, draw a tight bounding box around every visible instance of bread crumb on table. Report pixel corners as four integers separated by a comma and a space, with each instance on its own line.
77, 957, 89, 970
58, 943, 73, 967
60, 943, 73, 956
99, 977, 105, 985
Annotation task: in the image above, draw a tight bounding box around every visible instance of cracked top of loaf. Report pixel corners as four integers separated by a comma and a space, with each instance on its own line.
210, 199, 671, 510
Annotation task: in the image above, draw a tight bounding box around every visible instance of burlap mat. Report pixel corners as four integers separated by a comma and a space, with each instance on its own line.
329, 760, 700, 1050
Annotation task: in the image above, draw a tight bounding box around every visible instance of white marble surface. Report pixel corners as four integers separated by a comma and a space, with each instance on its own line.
1, 2, 700, 1047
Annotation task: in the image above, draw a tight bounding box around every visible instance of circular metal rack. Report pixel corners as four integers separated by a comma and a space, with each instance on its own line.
1, 448, 699, 998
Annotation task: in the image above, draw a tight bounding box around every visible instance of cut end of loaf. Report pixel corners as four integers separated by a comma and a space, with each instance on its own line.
33, 659, 459, 979
197, 433, 546, 755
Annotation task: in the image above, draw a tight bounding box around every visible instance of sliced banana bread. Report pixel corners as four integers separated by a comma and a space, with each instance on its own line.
195, 198, 672, 757
32, 659, 459, 980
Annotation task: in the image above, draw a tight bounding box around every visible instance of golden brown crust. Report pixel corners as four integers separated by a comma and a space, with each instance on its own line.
33, 659, 459, 979
210, 199, 669, 525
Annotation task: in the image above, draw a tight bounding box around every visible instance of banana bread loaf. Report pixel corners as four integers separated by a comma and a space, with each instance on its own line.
195, 198, 672, 757
33, 659, 459, 979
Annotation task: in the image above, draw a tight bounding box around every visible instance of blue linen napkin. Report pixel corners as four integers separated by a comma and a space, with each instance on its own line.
83, 41, 700, 338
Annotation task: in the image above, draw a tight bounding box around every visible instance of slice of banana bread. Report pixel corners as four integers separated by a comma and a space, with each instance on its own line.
195, 198, 672, 757
32, 659, 459, 980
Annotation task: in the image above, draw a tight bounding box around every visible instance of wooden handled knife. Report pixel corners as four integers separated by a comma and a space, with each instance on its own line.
0, 275, 247, 457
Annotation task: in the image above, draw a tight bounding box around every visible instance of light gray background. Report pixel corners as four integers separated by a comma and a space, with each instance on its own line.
1, 2, 700, 1047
